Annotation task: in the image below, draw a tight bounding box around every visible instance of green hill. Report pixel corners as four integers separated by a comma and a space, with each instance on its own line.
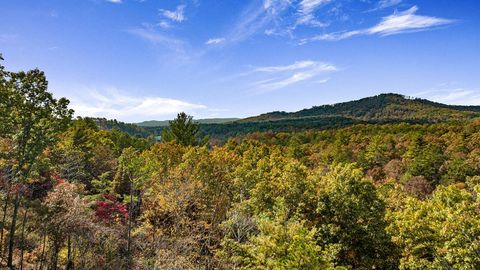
240, 93, 480, 123
107, 93, 480, 140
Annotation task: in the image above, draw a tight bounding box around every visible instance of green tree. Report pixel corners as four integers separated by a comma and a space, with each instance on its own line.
387, 180, 480, 269
228, 200, 339, 270
113, 147, 147, 264
315, 164, 399, 269
161, 112, 202, 146
406, 144, 445, 183
0, 60, 73, 268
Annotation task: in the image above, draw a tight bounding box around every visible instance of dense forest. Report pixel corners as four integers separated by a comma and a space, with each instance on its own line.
1, 60, 480, 270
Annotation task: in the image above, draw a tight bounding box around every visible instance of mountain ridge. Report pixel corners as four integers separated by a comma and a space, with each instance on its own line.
94, 93, 480, 139
239, 93, 480, 123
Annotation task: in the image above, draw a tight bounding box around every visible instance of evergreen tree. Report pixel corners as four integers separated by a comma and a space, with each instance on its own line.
161, 112, 202, 146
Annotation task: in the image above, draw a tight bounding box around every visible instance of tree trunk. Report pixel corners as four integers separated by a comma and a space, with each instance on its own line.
0, 188, 10, 257
20, 206, 29, 270
66, 235, 73, 270
127, 178, 133, 259
37, 227, 47, 270
50, 239, 59, 270
7, 193, 20, 269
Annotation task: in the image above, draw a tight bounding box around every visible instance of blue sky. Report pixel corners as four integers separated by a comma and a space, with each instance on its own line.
1, 0, 479, 122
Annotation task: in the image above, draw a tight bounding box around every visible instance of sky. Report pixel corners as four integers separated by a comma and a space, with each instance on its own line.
1, 0, 479, 122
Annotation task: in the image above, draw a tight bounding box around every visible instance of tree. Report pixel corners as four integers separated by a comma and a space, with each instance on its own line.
404, 176, 433, 200
314, 164, 399, 269
387, 180, 480, 269
0, 60, 73, 268
113, 147, 146, 264
406, 144, 445, 183
161, 112, 202, 146
234, 200, 338, 270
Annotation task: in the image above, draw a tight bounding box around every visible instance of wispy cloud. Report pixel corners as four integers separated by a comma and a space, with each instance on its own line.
227, 0, 291, 43
411, 88, 480, 105
105, 0, 122, 4
205, 38, 226, 45
127, 27, 200, 64
296, 0, 330, 27
300, 6, 454, 43
70, 87, 207, 122
128, 28, 186, 51
368, 6, 453, 35
254, 60, 318, 72
158, 21, 172, 29
160, 5, 186, 22
250, 60, 337, 92
367, 0, 402, 12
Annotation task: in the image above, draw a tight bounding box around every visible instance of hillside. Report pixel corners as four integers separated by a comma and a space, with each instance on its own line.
140, 93, 480, 140
240, 93, 480, 123
90, 117, 152, 137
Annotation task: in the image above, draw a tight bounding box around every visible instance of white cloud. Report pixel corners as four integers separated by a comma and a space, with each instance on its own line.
228, 0, 291, 42
378, 0, 402, 9
255, 60, 318, 72
254, 72, 315, 90
106, 0, 122, 3
313, 78, 330, 84
412, 88, 480, 105
296, 0, 330, 27
217, 0, 333, 44
160, 5, 186, 22
251, 60, 337, 91
70, 87, 207, 122
301, 6, 454, 43
367, 0, 402, 12
205, 38, 226, 45
368, 6, 453, 35
158, 20, 172, 29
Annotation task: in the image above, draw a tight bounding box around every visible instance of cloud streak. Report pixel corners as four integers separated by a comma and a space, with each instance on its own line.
160, 5, 186, 22
227, 0, 291, 43
251, 60, 337, 92
205, 38, 226, 45
296, 0, 330, 27
300, 6, 454, 43
367, 0, 402, 12
412, 88, 480, 105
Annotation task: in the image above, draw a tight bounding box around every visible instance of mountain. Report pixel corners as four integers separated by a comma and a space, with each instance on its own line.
122, 93, 480, 140
240, 93, 480, 123
193, 93, 480, 140
136, 118, 240, 127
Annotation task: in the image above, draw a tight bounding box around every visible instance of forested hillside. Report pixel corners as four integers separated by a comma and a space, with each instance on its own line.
91, 118, 152, 138
140, 94, 480, 141
1, 61, 480, 269
241, 93, 480, 122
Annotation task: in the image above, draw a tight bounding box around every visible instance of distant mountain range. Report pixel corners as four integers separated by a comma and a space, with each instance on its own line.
92, 93, 480, 140
136, 118, 239, 127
